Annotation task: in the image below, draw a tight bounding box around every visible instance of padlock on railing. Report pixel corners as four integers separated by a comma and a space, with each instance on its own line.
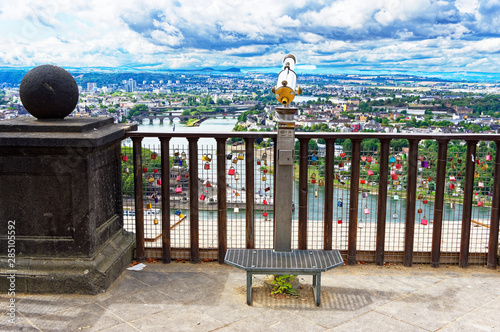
337, 198, 343, 207
228, 166, 235, 175
338, 217, 342, 224
364, 206, 370, 214
204, 162, 210, 170
238, 153, 244, 160
176, 185, 182, 193
421, 216, 428, 225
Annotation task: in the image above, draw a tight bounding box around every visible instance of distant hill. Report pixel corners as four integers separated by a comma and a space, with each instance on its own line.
0, 67, 242, 86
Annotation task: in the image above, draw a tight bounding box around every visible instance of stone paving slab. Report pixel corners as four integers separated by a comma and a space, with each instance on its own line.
1, 263, 499, 331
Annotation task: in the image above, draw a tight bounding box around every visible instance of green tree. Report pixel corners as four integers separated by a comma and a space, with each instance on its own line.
128, 104, 149, 118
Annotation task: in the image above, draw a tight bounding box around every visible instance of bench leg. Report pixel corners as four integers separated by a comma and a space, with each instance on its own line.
312, 274, 321, 306
247, 272, 252, 305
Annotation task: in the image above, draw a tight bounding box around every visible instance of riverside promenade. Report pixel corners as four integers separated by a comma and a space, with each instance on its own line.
3, 263, 500, 331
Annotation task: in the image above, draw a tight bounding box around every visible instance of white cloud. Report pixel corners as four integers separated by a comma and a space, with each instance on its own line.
0, 0, 500, 74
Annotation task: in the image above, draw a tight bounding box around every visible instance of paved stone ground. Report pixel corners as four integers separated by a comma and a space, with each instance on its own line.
2, 263, 500, 331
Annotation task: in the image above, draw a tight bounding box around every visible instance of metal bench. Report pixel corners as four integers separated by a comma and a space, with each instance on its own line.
225, 249, 344, 306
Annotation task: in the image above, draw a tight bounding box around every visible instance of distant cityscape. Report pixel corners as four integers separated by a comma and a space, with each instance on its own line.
1, 70, 500, 134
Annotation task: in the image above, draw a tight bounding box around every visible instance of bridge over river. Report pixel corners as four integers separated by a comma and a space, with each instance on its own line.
132, 104, 255, 124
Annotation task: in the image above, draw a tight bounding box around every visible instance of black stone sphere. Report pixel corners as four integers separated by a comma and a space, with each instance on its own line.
20, 65, 79, 119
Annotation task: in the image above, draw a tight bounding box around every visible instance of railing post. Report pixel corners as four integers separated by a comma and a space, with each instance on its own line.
488, 139, 500, 268
272, 137, 277, 248
348, 139, 361, 265
376, 139, 390, 265
216, 138, 227, 263
187, 137, 199, 263
324, 138, 335, 250
460, 140, 478, 268
245, 138, 255, 249
132, 137, 145, 262
431, 139, 449, 267
159, 137, 171, 263
404, 139, 419, 267
298, 138, 309, 250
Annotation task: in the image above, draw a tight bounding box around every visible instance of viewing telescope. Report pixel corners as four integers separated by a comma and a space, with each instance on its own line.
272, 54, 302, 106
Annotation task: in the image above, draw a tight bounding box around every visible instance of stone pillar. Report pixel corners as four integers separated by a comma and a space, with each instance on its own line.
0, 65, 137, 294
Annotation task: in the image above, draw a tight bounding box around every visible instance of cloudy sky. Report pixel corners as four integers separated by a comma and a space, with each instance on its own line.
1, 0, 500, 74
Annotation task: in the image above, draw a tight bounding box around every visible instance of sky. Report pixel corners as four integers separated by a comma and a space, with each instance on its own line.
1, 0, 500, 75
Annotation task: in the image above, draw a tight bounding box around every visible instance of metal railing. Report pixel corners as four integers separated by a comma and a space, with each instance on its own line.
122, 132, 500, 268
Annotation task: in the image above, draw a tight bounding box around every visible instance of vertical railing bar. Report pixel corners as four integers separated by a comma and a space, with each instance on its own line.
460, 140, 477, 268
132, 137, 145, 262
272, 138, 277, 248
216, 138, 227, 263
348, 139, 361, 265
404, 139, 419, 267
245, 138, 255, 249
324, 138, 335, 250
431, 139, 449, 267
488, 139, 500, 268
376, 139, 390, 265
159, 137, 171, 263
187, 137, 199, 263
298, 138, 309, 249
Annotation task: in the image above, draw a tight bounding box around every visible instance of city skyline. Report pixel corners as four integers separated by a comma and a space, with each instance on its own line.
1, 0, 500, 78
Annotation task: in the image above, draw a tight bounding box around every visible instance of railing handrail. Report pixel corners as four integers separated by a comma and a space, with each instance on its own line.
125, 130, 500, 141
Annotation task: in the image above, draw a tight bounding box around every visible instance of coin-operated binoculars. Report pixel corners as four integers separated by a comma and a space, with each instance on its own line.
272, 54, 302, 106
272, 54, 302, 252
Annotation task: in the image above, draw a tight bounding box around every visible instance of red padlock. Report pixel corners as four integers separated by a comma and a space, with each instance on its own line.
360, 179, 366, 184
265, 187, 271, 192
423, 199, 428, 204
153, 169, 158, 173
204, 162, 210, 170
151, 153, 157, 160
338, 218, 342, 224
176, 174, 181, 182
200, 194, 206, 201
122, 155, 127, 162
228, 166, 235, 175
263, 212, 268, 217
257, 159, 261, 165
263, 199, 268, 205
157, 179, 161, 185
450, 183, 455, 190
